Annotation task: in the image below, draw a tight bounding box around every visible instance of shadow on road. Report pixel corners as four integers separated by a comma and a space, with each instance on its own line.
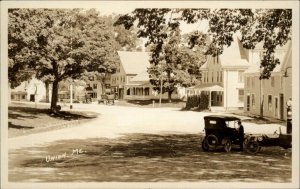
9, 133, 291, 182
8, 122, 34, 130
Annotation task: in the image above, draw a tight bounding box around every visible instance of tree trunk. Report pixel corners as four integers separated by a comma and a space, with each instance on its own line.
45, 81, 50, 103
50, 80, 59, 112
168, 91, 172, 103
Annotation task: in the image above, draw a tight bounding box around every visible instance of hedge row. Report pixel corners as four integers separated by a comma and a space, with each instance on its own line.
185, 93, 209, 110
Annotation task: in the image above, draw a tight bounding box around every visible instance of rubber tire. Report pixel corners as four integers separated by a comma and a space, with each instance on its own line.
202, 138, 209, 151
246, 141, 260, 154
206, 134, 218, 150
223, 138, 232, 152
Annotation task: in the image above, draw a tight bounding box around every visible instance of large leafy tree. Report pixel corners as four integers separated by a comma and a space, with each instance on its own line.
115, 9, 208, 102
9, 9, 120, 112
147, 28, 206, 101
115, 8, 292, 79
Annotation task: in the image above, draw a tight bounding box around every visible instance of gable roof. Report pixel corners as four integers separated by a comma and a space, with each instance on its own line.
200, 36, 250, 70
244, 41, 291, 74
117, 51, 150, 75
219, 37, 249, 68
130, 70, 150, 82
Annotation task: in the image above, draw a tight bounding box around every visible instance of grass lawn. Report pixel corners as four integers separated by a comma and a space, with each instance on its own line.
9, 133, 291, 182
115, 99, 186, 108
8, 102, 99, 138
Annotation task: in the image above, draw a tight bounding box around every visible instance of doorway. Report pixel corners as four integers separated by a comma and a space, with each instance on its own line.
246, 95, 250, 111
30, 94, 35, 102
279, 94, 284, 119
275, 97, 278, 118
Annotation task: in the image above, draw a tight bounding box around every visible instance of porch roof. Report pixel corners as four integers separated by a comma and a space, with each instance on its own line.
188, 84, 224, 92
11, 91, 27, 95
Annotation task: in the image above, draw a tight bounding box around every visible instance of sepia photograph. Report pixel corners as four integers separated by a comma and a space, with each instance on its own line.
1, 1, 299, 189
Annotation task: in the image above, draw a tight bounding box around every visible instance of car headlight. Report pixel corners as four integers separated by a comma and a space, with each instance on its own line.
257, 136, 263, 142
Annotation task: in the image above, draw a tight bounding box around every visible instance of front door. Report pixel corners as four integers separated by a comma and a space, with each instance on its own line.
279, 94, 284, 119
119, 88, 124, 99
275, 97, 278, 118
30, 94, 35, 102
246, 95, 250, 111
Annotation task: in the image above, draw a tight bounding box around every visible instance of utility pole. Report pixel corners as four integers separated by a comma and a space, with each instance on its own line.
159, 77, 163, 107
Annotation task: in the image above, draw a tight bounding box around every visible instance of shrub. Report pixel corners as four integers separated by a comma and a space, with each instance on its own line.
185, 92, 209, 110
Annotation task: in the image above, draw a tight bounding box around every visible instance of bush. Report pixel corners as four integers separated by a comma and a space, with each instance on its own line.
185, 92, 209, 110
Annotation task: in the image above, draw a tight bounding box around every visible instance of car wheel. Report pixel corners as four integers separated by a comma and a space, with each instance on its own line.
246, 141, 260, 154
223, 138, 232, 152
202, 138, 209, 152
206, 134, 218, 149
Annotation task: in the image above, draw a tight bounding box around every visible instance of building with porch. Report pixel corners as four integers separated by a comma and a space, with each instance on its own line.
187, 37, 250, 111
112, 51, 185, 100
243, 41, 291, 120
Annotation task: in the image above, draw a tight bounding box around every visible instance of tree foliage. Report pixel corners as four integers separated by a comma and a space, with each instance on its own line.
115, 8, 292, 79
8, 8, 121, 111
147, 28, 206, 101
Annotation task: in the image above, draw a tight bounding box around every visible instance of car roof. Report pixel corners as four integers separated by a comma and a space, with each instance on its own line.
204, 115, 241, 121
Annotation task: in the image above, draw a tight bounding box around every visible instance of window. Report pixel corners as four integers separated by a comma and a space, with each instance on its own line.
271, 76, 275, 87
238, 71, 244, 83
251, 94, 255, 109
203, 73, 206, 83
259, 51, 264, 60
211, 72, 214, 82
268, 95, 272, 111
220, 71, 222, 82
238, 89, 244, 102
93, 83, 97, 89
217, 72, 219, 82
145, 87, 150, 96
126, 88, 130, 95
90, 92, 97, 98
206, 72, 209, 83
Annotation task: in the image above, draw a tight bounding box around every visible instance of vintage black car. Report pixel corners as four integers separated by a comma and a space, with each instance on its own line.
201, 115, 242, 152
244, 127, 292, 154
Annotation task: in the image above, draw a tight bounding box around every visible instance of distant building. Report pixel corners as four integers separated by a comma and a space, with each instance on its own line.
112, 51, 184, 100
10, 77, 47, 102
187, 37, 250, 111
243, 41, 291, 120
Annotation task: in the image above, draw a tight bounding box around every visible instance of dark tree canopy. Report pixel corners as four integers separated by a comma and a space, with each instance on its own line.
115, 8, 292, 79
8, 8, 138, 111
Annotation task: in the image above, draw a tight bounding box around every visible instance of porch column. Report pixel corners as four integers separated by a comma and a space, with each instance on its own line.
142, 87, 145, 99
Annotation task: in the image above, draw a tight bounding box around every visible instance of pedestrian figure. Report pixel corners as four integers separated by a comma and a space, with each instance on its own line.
238, 120, 244, 151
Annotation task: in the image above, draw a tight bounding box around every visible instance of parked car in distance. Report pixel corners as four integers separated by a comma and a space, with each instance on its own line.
202, 115, 242, 152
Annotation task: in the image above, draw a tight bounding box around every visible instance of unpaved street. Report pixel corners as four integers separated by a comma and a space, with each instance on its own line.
8, 104, 286, 150
8, 104, 291, 182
